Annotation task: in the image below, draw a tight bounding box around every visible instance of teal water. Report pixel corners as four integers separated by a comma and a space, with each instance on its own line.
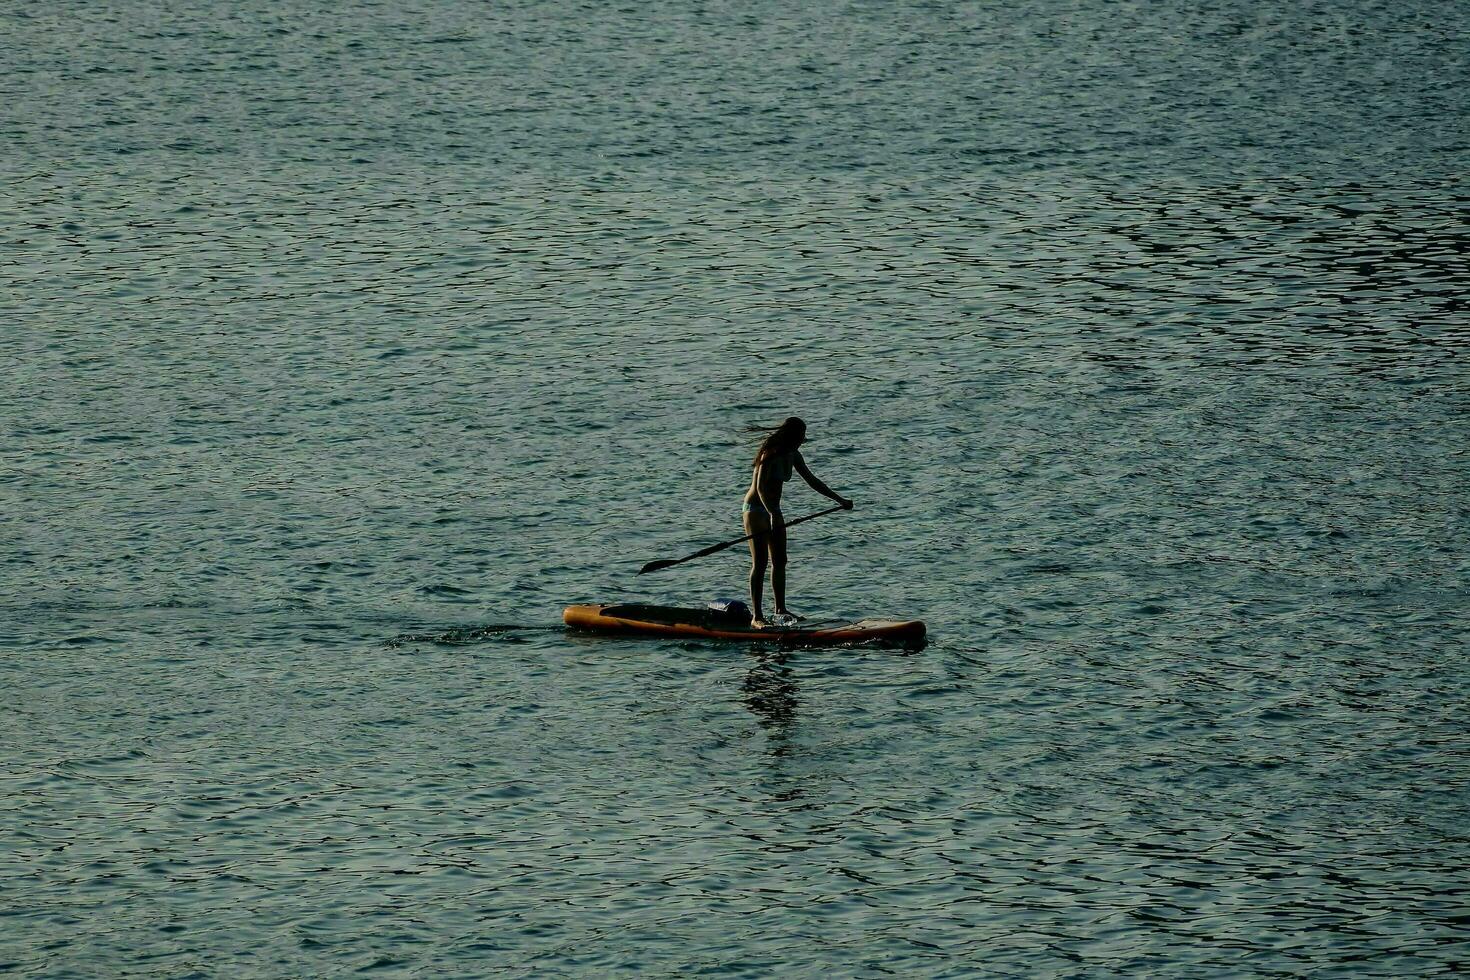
4, 0, 1468, 975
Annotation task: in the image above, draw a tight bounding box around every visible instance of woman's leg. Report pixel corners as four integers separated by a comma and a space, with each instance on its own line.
769, 519, 789, 616
745, 512, 769, 625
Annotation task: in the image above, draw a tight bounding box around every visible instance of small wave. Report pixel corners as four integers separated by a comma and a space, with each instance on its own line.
387, 623, 560, 647
418, 583, 471, 597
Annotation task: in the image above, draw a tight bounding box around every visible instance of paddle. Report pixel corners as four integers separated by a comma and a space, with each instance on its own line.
638, 504, 849, 574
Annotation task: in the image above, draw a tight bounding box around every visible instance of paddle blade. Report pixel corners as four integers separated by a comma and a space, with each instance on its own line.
638, 559, 678, 574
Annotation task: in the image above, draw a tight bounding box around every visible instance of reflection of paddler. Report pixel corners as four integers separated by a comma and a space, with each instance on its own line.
742, 417, 853, 629
743, 652, 799, 753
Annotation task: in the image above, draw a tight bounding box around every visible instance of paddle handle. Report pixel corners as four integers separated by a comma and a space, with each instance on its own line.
781, 503, 849, 531
638, 503, 849, 574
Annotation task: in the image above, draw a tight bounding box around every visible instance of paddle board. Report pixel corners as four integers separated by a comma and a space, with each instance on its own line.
563, 604, 926, 646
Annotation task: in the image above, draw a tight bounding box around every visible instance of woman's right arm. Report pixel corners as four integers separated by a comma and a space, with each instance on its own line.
794, 453, 853, 509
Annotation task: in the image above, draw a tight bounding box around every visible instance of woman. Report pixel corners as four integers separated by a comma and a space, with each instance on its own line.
743, 417, 853, 628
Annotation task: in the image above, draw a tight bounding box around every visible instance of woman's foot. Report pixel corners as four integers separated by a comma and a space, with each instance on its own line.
751, 617, 767, 629
772, 608, 806, 622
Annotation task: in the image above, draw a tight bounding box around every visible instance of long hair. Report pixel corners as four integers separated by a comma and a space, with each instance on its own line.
752, 416, 806, 466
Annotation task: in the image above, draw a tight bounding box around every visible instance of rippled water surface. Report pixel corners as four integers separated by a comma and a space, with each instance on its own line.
4, 0, 1468, 975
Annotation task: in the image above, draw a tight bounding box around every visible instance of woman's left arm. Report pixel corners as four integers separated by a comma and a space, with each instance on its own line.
794, 453, 854, 509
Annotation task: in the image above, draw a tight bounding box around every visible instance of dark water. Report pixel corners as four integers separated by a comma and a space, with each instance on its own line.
4, 0, 1468, 975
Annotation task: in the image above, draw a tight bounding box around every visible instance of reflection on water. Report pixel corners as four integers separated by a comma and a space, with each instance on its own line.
743, 652, 800, 755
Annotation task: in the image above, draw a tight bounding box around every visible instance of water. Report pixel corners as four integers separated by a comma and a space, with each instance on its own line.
4, 0, 1468, 975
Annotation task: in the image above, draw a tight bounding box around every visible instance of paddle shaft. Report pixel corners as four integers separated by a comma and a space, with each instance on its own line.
638, 504, 848, 574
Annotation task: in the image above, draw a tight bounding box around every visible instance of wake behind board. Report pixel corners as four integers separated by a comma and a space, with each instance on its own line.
563, 604, 925, 646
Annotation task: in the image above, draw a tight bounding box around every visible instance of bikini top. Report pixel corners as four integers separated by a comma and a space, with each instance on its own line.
762, 451, 796, 483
